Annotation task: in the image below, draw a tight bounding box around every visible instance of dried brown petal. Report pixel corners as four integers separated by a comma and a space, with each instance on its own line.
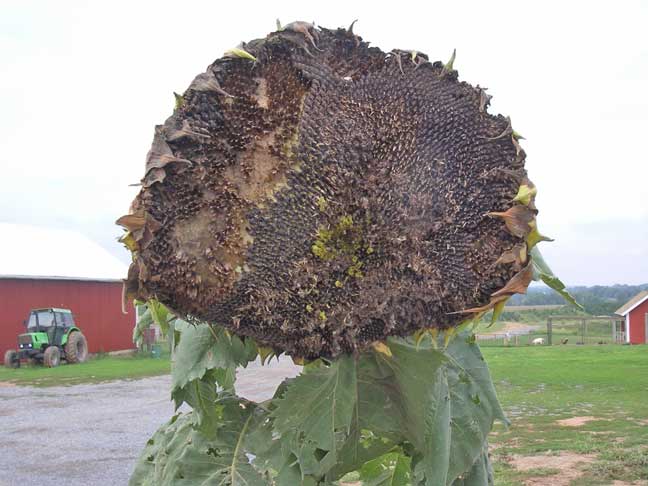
495, 243, 528, 267
491, 262, 534, 297
452, 294, 510, 315
115, 212, 145, 232
488, 205, 536, 238
188, 71, 234, 97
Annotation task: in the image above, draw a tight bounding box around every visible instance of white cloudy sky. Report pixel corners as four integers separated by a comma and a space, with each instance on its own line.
1, 0, 646, 286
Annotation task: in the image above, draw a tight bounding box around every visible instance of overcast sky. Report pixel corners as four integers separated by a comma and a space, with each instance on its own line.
1, 0, 646, 286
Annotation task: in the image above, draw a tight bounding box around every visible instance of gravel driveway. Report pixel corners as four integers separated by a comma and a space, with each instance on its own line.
0, 358, 300, 486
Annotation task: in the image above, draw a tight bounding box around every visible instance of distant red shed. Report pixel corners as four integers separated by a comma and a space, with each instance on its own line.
0, 223, 134, 357
615, 291, 648, 345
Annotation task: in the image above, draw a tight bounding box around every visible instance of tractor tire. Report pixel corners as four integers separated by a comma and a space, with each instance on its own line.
4, 350, 19, 368
65, 332, 88, 364
43, 346, 61, 368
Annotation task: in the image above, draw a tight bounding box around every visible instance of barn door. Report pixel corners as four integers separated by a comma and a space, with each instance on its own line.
645, 313, 648, 344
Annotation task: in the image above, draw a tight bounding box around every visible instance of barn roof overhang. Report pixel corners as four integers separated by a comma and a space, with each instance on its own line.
615, 290, 648, 316
0, 223, 128, 282
0, 274, 123, 283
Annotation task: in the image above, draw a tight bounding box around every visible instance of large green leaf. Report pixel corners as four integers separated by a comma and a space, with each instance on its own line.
130, 398, 272, 486
378, 336, 504, 486
245, 404, 320, 485
271, 355, 358, 477
129, 413, 192, 486
444, 337, 506, 481
324, 353, 408, 481
379, 340, 451, 486
359, 450, 412, 485
171, 369, 227, 429
268, 336, 502, 484
451, 446, 493, 486
172, 321, 257, 391
189, 397, 270, 486
171, 321, 257, 427
147, 299, 171, 337
132, 305, 153, 347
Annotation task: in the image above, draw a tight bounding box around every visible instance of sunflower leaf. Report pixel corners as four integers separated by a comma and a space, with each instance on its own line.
530, 246, 583, 309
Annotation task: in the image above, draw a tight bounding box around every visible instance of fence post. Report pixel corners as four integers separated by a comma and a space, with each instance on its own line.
547, 317, 552, 345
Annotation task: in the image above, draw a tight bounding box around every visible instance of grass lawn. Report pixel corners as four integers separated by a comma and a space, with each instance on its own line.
0, 352, 170, 386
483, 345, 648, 485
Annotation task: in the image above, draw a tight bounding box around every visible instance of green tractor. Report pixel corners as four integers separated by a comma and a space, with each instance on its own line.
3, 308, 89, 368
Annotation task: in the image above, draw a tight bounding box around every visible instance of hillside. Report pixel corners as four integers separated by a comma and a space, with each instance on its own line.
509, 283, 648, 315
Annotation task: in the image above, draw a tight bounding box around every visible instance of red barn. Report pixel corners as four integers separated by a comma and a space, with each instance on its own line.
0, 223, 135, 357
615, 291, 648, 345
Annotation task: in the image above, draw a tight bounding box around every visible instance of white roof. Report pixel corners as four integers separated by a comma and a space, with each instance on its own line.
0, 223, 128, 281
615, 290, 648, 316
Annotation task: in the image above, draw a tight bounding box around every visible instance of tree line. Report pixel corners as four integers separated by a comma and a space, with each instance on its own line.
509, 283, 648, 315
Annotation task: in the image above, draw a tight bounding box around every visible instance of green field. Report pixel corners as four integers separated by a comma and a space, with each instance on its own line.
483, 345, 648, 485
0, 352, 170, 386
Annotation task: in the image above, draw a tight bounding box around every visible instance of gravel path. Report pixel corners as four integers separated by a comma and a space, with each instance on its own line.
476, 321, 541, 341
0, 358, 300, 486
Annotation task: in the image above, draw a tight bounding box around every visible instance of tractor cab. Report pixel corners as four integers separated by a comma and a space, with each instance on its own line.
5, 308, 88, 368
24, 308, 75, 347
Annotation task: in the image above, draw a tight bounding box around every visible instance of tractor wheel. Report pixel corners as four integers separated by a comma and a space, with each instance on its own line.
43, 346, 61, 368
65, 332, 88, 364
4, 350, 19, 368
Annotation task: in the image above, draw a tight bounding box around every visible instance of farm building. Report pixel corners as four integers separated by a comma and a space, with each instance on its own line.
615, 291, 648, 344
0, 223, 135, 357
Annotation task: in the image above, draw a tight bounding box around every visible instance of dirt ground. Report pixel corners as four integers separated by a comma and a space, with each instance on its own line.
556, 416, 603, 427
476, 321, 541, 339
498, 322, 540, 334
506, 445, 648, 485
0, 357, 300, 486
510, 452, 595, 485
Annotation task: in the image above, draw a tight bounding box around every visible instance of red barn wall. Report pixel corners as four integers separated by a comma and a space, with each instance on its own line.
629, 299, 648, 344
0, 278, 135, 357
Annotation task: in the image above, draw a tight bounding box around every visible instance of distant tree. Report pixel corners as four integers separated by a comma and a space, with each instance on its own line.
510, 283, 648, 315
